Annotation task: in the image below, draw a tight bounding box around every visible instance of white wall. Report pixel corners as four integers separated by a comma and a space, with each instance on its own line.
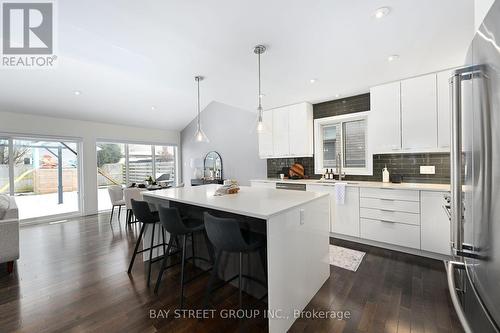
181, 101, 266, 186
0, 111, 180, 216
475, 0, 495, 30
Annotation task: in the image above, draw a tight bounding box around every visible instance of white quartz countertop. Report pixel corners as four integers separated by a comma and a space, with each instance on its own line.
142, 184, 329, 220
250, 178, 450, 192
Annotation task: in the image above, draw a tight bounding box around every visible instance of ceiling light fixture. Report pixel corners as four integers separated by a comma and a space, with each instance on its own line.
335, 94, 341, 98
309, 78, 317, 84
151, 106, 156, 111
387, 54, 400, 62
373, 7, 390, 19
254, 44, 267, 133
73, 90, 82, 96
194, 76, 209, 143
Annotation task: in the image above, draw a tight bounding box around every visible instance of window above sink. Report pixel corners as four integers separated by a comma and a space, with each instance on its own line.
314, 111, 372, 176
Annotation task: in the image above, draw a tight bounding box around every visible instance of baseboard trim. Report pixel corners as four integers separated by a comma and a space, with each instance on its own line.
330, 232, 452, 261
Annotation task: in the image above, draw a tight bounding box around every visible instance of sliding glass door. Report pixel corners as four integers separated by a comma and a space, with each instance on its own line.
0, 138, 10, 194
96, 142, 177, 211
0, 136, 81, 221
154, 145, 176, 184
128, 144, 154, 184
97, 143, 125, 211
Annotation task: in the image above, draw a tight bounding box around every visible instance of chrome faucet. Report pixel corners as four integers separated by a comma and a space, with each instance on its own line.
336, 153, 346, 181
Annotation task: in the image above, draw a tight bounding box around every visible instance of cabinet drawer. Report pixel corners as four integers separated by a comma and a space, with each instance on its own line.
360, 187, 419, 201
360, 208, 420, 225
360, 218, 420, 249
360, 197, 419, 213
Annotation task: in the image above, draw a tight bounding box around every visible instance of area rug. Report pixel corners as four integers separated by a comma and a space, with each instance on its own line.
329, 245, 366, 272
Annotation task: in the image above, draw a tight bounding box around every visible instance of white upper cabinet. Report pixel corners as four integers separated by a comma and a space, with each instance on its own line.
401, 74, 438, 150
369, 82, 402, 153
258, 102, 313, 159
258, 110, 274, 158
272, 106, 290, 157
437, 70, 453, 149
288, 103, 313, 157
369, 69, 454, 154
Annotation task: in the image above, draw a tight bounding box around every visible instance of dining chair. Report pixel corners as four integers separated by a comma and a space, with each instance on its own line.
123, 187, 146, 224
107, 185, 125, 224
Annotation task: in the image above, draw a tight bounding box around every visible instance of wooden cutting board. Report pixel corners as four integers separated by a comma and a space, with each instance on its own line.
289, 163, 305, 179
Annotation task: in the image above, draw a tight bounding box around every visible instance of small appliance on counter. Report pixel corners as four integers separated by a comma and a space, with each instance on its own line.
390, 174, 402, 183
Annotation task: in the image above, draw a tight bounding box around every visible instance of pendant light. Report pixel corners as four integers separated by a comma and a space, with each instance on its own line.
194, 76, 209, 143
254, 45, 267, 133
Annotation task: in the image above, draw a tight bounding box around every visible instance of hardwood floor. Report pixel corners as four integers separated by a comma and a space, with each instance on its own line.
0, 214, 462, 333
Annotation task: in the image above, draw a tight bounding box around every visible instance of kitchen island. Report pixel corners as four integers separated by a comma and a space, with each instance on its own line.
142, 185, 330, 333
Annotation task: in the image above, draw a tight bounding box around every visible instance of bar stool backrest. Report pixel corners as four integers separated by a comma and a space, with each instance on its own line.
130, 199, 156, 224
204, 212, 247, 252
158, 206, 189, 235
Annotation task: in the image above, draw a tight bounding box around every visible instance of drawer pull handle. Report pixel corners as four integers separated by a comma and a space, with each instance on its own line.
380, 209, 394, 213
380, 219, 396, 224
380, 198, 395, 201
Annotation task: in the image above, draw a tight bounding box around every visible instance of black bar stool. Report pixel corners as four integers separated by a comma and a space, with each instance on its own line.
127, 199, 169, 286
154, 206, 214, 308
202, 212, 267, 310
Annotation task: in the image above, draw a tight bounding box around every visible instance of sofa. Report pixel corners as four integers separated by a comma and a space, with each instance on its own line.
0, 195, 19, 273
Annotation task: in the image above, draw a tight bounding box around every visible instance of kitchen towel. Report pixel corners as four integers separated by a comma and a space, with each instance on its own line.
335, 182, 346, 205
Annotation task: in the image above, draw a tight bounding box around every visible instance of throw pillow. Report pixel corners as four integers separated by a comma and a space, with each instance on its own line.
0, 194, 10, 220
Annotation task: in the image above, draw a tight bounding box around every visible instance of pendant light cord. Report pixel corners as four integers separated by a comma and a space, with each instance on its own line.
197, 78, 201, 129
258, 52, 262, 109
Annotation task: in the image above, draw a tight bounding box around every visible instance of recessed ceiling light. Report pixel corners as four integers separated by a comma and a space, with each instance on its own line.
309, 78, 317, 84
73, 90, 82, 96
335, 94, 341, 98
151, 106, 156, 111
373, 7, 390, 19
387, 54, 400, 62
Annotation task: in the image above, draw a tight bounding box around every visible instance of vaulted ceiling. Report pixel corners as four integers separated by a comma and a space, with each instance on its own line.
0, 0, 474, 130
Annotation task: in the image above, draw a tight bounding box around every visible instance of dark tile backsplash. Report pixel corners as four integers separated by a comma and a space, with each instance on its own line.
369, 153, 450, 183
267, 157, 317, 179
313, 93, 370, 119
266, 93, 451, 184
266, 153, 450, 184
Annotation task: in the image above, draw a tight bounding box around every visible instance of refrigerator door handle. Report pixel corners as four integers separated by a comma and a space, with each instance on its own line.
447, 261, 473, 333
450, 72, 463, 254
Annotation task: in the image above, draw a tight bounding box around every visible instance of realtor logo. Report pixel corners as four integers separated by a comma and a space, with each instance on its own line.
1, 1, 56, 67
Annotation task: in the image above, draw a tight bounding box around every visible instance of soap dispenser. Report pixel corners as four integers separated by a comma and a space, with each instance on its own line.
382, 165, 390, 183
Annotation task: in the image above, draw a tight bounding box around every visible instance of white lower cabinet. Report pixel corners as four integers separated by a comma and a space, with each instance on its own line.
360, 218, 421, 249
306, 184, 360, 237
420, 191, 451, 255
360, 187, 421, 249
256, 182, 451, 257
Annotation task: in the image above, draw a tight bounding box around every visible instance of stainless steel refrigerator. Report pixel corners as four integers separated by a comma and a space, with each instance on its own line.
447, 1, 500, 332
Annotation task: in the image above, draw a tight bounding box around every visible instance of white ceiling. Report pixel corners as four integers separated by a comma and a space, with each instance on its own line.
0, 0, 474, 131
